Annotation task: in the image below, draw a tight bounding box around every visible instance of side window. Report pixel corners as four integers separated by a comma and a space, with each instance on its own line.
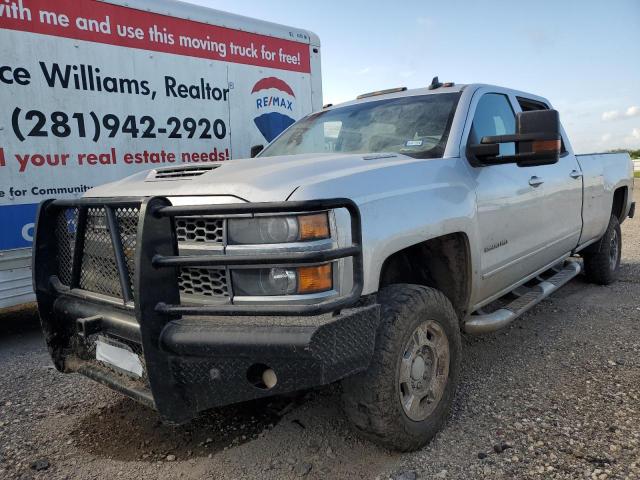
517, 97, 549, 112
469, 93, 516, 156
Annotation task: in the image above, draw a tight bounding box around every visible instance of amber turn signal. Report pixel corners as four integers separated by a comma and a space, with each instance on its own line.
532, 139, 561, 154
298, 213, 330, 241
297, 263, 333, 294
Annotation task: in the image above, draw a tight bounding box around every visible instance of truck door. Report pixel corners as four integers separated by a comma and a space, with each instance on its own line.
464, 92, 551, 303
514, 98, 583, 261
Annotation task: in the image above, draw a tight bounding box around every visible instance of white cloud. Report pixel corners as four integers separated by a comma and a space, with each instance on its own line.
356, 67, 371, 75
626, 106, 640, 117
601, 133, 612, 142
602, 110, 621, 121
622, 128, 640, 148
602, 105, 640, 121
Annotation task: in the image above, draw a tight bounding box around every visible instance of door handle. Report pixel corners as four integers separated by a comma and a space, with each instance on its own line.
570, 169, 583, 179
528, 176, 544, 187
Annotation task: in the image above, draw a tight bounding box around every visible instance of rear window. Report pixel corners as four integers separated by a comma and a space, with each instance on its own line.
516, 97, 549, 112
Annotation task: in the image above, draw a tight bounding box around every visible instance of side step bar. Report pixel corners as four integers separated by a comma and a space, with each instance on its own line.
464, 261, 581, 335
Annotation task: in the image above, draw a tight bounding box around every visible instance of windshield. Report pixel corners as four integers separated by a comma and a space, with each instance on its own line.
260, 93, 461, 159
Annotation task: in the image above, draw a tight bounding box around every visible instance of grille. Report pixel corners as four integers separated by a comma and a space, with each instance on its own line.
55, 207, 139, 300
55, 208, 78, 286
54, 207, 230, 302
175, 217, 224, 244
115, 208, 139, 293
79, 208, 122, 297
179, 268, 229, 297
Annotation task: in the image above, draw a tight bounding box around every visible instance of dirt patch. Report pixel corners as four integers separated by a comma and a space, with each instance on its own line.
66, 395, 291, 462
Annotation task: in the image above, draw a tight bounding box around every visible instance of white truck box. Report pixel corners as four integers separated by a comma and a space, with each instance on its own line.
0, 0, 322, 308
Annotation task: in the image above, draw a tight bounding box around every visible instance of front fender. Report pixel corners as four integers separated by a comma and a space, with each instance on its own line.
288, 156, 480, 297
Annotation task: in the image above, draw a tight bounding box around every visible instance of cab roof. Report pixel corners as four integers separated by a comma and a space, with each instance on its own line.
329, 83, 551, 110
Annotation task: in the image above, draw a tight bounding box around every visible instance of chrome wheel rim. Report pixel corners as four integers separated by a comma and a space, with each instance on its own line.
609, 228, 619, 271
398, 320, 450, 421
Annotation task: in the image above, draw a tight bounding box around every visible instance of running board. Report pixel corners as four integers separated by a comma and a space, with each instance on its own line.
464, 261, 581, 335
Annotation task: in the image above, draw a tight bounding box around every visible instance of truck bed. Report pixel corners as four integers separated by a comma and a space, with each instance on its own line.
576, 152, 634, 245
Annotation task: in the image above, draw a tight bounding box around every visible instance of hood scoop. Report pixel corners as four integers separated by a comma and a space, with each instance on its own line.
147, 164, 220, 181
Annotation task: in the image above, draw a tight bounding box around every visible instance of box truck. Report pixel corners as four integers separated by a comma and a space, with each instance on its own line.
0, 0, 322, 308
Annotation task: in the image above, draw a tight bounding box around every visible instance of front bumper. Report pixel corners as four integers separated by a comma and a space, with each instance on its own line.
33, 196, 378, 423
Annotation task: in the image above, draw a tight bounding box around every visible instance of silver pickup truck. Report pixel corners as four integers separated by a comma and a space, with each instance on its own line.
33, 79, 635, 451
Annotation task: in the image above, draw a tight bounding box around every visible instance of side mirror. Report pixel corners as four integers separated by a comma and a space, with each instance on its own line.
469, 109, 561, 167
250, 145, 264, 158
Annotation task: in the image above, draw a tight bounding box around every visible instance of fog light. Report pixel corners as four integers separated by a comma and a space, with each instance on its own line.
231, 263, 333, 296
269, 268, 298, 294
232, 268, 297, 296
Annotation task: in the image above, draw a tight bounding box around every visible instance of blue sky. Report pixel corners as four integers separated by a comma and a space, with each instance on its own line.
186, 0, 640, 153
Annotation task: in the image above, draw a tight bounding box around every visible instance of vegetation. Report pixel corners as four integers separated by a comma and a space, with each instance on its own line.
608, 148, 640, 159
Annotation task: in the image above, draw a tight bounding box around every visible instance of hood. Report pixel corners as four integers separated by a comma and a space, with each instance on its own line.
85, 152, 421, 203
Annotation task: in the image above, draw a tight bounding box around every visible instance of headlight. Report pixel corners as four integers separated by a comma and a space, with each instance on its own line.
227, 213, 329, 244
232, 263, 333, 296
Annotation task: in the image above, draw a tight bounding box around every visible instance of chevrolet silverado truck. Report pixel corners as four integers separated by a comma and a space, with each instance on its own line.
33, 80, 635, 451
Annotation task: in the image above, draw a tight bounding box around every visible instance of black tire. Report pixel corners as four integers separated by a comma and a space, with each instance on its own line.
341, 284, 461, 451
583, 215, 622, 285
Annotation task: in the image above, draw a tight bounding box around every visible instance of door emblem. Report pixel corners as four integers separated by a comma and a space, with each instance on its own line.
484, 239, 508, 253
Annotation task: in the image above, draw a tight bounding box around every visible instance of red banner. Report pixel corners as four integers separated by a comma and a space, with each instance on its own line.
0, 0, 311, 73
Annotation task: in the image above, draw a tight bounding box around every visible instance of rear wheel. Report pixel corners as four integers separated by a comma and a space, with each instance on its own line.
342, 284, 461, 451
582, 214, 622, 285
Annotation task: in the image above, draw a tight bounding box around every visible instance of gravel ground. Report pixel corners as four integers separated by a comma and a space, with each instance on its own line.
0, 191, 638, 480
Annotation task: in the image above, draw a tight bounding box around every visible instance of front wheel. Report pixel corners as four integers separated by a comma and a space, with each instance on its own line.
582, 214, 622, 285
341, 284, 461, 451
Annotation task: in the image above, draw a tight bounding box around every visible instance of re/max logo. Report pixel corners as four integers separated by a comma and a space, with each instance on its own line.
256, 96, 293, 110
